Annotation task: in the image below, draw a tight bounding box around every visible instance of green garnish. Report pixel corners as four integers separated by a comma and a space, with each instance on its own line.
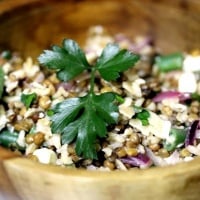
191, 92, 200, 102
21, 93, 37, 109
164, 128, 187, 151
38, 39, 139, 159
0, 129, 22, 150
0, 67, 4, 99
133, 106, 150, 126
1, 50, 12, 60
47, 109, 54, 117
155, 53, 183, 72
115, 95, 125, 104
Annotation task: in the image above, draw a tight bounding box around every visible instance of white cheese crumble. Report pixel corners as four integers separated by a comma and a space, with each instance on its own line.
57, 144, 73, 165
183, 55, 200, 72
16, 130, 26, 147
33, 148, 57, 164
119, 97, 134, 119
0, 106, 9, 131
35, 118, 52, 139
178, 72, 197, 93
129, 111, 171, 139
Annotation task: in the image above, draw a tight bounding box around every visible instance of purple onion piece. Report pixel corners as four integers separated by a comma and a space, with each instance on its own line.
56, 81, 75, 91
185, 120, 200, 146
152, 91, 191, 103
120, 153, 152, 168
114, 34, 130, 42
128, 37, 153, 53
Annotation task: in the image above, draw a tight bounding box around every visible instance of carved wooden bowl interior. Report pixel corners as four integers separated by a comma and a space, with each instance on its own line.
0, 0, 200, 199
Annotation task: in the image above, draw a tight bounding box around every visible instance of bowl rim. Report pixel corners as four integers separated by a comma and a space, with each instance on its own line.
1, 0, 200, 179
2, 146, 200, 178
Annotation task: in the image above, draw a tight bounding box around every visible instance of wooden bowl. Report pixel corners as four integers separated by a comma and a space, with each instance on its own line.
0, 0, 200, 199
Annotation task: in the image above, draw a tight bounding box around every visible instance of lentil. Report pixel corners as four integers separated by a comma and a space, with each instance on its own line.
33, 132, 45, 146
103, 160, 115, 170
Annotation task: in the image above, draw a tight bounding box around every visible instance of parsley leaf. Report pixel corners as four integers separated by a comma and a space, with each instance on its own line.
38, 39, 90, 81
21, 93, 37, 109
51, 92, 118, 159
38, 39, 139, 159
96, 43, 140, 81
0, 67, 4, 99
133, 106, 150, 126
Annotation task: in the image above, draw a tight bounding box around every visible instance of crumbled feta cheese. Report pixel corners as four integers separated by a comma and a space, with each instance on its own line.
2, 62, 12, 74
53, 87, 69, 99
183, 55, 200, 72
119, 97, 134, 119
107, 132, 125, 149
122, 78, 145, 97
26, 82, 51, 96
25, 143, 38, 155
57, 144, 73, 165
24, 108, 43, 118
0, 114, 8, 131
23, 57, 39, 78
5, 78, 18, 92
0, 106, 9, 131
129, 111, 171, 139
162, 98, 187, 112
11, 69, 25, 79
35, 118, 52, 139
178, 72, 197, 93
186, 144, 200, 156
176, 111, 188, 123
46, 134, 61, 150
115, 159, 127, 171
16, 130, 26, 147
102, 147, 112, 157
33, 148, 57, 164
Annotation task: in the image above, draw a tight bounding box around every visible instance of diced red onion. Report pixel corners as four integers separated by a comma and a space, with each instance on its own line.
164, 150, 181, 165
115, 34, 152, 53
114, 34, 130, 43
34, 72, 45, 83
56, 81, 75, 91
152, 91, 191, 102
145, 147, 166, 167
185, 120, 200, 146
120, 153, 152, 168
129, 37, 152, 53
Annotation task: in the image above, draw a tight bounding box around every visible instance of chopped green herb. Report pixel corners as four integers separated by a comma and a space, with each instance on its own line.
21, 93, 37, 109
133, 106, 150, 126
1, 50, 12, 60
0, 67, 4, 99
155, 53, 183, 72
0, 130, 19, 148
191, 92, 200, 102
164, 128, 187, 151
38, 39, 139, 159
115, 95, 125, 104
29, 126, 36, 134
47, 109, 54, 117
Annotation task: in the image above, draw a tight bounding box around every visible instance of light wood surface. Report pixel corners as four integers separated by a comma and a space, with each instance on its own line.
1, 148, 200, 200
0, 0, 200, 199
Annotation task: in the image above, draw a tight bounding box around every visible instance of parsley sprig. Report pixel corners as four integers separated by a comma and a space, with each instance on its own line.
38, 39, 139, 159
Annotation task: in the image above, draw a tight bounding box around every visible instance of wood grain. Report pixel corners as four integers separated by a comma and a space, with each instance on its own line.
0, 0, 200, 199
0, 148, 21, 200
2, 155, 200, 200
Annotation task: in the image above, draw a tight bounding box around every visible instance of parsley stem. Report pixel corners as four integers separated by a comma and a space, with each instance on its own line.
89, 67, 96, 95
